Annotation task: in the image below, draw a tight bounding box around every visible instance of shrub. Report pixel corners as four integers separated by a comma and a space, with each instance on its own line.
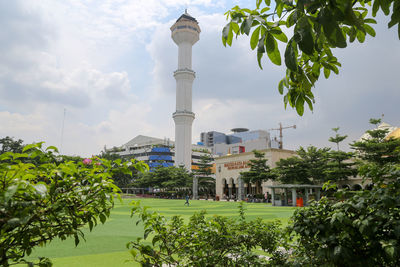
289, 178, 400, 266
128, 201, 287, 266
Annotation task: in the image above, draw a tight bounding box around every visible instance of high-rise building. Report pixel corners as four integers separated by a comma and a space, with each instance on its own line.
170, 11, 200, 170
200, 128, 280, 156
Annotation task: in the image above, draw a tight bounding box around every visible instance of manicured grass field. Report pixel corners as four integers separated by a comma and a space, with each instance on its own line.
26, 198, 295, 267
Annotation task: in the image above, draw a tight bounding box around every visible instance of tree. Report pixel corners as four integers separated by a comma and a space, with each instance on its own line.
0, 143, 146, 266
351, 118, 400, 184
98, 151, 142, 189
223, 0, 400, 115
194, 153, 215, 195
298, 146, 330, 184
325, 127, 357, 182
289, 184, 400, 266
288, 119, 400, 265
99, 148, 123, 161
275, 155, 310, 184
352, 118, 400, 166
274, 146, 330, 184
0, 136, 24, 154
133, 166, 192, 191
240, 150, 276, 185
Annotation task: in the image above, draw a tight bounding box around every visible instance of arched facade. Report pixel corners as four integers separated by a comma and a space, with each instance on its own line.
215, 148, 297, 200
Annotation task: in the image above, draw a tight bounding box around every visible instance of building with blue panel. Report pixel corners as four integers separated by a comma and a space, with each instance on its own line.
110, 135, 212, 171
148, 147, 174, 170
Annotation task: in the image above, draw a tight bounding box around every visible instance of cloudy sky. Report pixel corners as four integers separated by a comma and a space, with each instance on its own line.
1, 0, 399, 156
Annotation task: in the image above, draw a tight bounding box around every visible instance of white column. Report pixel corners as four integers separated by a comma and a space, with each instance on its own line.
271, 188, 275, 206
292, 188, 297, 207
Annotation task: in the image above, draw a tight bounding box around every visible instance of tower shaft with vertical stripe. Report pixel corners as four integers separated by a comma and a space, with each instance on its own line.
170, 12, 200, 170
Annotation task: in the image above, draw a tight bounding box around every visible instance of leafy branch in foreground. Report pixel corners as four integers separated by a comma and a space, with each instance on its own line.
0, 143, 148, 266
223, 0, 399, 115
128, 201, 287, 266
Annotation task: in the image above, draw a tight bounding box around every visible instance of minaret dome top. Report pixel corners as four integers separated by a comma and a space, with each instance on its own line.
170, 10, 201, 45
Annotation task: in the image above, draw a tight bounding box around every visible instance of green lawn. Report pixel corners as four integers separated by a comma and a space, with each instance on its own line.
26, 198, 295, 267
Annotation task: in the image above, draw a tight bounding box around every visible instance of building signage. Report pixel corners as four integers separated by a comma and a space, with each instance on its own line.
224, 161, 250, 170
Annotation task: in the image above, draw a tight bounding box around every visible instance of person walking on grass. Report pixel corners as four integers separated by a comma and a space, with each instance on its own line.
185, 195, 190, 206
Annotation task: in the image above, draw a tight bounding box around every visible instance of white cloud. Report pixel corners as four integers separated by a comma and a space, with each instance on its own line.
0, 0, 399, 157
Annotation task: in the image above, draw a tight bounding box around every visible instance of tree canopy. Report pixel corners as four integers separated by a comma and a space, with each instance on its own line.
193, 153, 215, 194
223, 0, 400, 115
133, 166, 192, 191
351, 118, 400, 184
0, 136, 24, 154
240, 150, 276, 184
325, 127, 357, 182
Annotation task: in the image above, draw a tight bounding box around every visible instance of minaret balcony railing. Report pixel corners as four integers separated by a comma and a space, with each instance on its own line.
174, 68, 195, 75
172, 110, 195, 118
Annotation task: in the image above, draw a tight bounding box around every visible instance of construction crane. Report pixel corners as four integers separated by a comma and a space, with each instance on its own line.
269, 123, 296, 149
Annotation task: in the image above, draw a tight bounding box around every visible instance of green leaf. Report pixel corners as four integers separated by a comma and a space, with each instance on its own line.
296, 96, 305, 116
74, 234, 80, 247
363, 24, 376, 37
34, 183, 48, 197
286, 10, 297, 28
22, 143, 38, 152
271, 28, 288, 43
349, 27, 357, 42
257, 35, 265, 53
261, 7, 270, 13
365, 18, 377, 24
284, 39, 298, 71
324, 67, 331, 79
8, 218, 21, 226
384, 244, 395, 258
311, 62, 320, 76
226, 23, 234, 45
222, 24, 230, 46
256, 0, 262, 9
356, 30, 366, 42
398, 24, 400, 40
99, 213, 107, 224
276, 0, 284, 17
295, 17, 314, 55
250, 26, 261, 50
231, 22, 239, 35
305, 96, 314, 111
5, 185, 18, 201
45, 146, 59, 153
257, 35, 265, 69
380, 0, 390, 15
283, 93, 289, 108
321, 62, 338, 74
334, 246, 342, 257
264, 0, 271, 6
243, 16, 254, 35
372, 0, 380, 17
88, 220, 94, 231
265, 33, 281, 65
319, 8, 347, 48
278, 79, 284, 94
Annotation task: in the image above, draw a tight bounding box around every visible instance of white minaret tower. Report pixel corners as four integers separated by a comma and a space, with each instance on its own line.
170, 11, 200, 170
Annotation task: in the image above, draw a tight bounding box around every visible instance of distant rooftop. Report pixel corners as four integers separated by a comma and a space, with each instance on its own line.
231, 128, 249, 133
